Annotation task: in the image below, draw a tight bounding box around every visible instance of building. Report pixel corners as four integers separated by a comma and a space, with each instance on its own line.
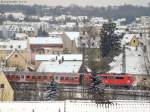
0, 40, 29, 60
122, 34, 142, 47
5, 51, 29, 70
36, 54, 83, 74
139, 16, 150, 74
29, 36, 63, 59
62, 32, 79, 53
0, 72, 14, 101
5, 12, 25, 21
0, 39, 31, 71
3, 21, 49, 37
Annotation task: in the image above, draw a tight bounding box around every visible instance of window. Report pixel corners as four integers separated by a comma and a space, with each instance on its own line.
43, 76, 47, 79
26, 76, 30, 78
65, 77, 69, 80
60, 77, 64, 80
115, 77, 124, 79
15, 54, 18, 58
10, 45, 13, 49
32, 76, 37, 79
0, 84, 4, 88
18, 45, 21, 49
55, 76, 58, 80
69, 77, 74, 80
75, 77, 78, 80
38, 76, 41, 79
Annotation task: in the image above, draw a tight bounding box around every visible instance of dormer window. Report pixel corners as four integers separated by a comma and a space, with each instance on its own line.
18, 45, 21, 49
10, 45, 13, 49
15, 54, 18, 58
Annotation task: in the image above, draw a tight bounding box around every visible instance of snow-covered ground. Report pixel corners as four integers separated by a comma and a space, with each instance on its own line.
0, 100, 150, 112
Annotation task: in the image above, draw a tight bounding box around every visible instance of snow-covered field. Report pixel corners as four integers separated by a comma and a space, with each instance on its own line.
0, 100, 150, 112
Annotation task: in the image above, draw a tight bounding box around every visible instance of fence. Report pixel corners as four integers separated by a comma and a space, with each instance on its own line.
0, 100, 150, 112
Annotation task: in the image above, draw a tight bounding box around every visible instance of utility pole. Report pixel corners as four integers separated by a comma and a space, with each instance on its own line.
122, 45, 126, 74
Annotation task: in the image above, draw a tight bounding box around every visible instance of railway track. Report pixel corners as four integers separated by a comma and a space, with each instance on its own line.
12, 83, 150, 97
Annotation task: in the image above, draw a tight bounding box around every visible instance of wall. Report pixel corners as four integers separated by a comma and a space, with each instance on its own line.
0, 72, 14, 101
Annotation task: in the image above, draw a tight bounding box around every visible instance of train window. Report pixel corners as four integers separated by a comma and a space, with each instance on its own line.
7, 75, 10, 78
38, 76, 41, 79
32, 76, 37, 79
115, 77, 124, 79
65, 77, 69, 80
60, 77, 64, 80
55, 76, 58, 80
102, 76, 108, 79
16, 76, 20, 78
69, 77, 74, 80
75, 77, 78, 80
26, 76, 30, 78
43, 76, 47, 79
102, 76, 114, 79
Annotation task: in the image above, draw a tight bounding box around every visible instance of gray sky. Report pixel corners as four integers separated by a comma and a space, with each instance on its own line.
25, 0, 150, 7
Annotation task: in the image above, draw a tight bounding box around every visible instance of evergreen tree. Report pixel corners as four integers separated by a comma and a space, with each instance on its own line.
89, 70, 110, 104
100, 21, 121, 59
45, 79, 59, 100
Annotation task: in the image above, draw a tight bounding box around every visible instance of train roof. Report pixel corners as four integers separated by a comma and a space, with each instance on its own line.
97, 73, 132, 77
4, 72, 80, 76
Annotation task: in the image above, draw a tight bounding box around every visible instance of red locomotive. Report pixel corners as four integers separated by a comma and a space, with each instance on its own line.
97, 73, 136, 87
4, 72, 136, 87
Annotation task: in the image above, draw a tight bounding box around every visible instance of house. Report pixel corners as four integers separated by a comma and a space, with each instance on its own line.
37, 61, 82, 74
122, 34, 141, 47
0, 72, 14, 101
33, 54, 82, 69
0, 40, 29, 61
36, 54, 83, 74
5, 50, 29, 71
62, 32, 79, 53
28, 36, 63, 59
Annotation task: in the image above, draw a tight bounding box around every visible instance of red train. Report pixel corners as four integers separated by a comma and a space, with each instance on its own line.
4, 72, 136, 87
97, 73, 136, 87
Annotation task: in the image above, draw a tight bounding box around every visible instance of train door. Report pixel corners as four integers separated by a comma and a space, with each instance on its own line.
54, 75, 60, 83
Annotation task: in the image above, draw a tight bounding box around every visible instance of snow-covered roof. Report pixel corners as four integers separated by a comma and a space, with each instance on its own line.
65, 32, 80, 40
35, 54, 82, 61
28, 37, 63, 45
37, 61, 82, 73
114, 30, 126, 35
49, 31, 63, 35
5, 12, 25, 18
39, 16, 53, 21
15, 33, 27, 39
0, 40, 27, 50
